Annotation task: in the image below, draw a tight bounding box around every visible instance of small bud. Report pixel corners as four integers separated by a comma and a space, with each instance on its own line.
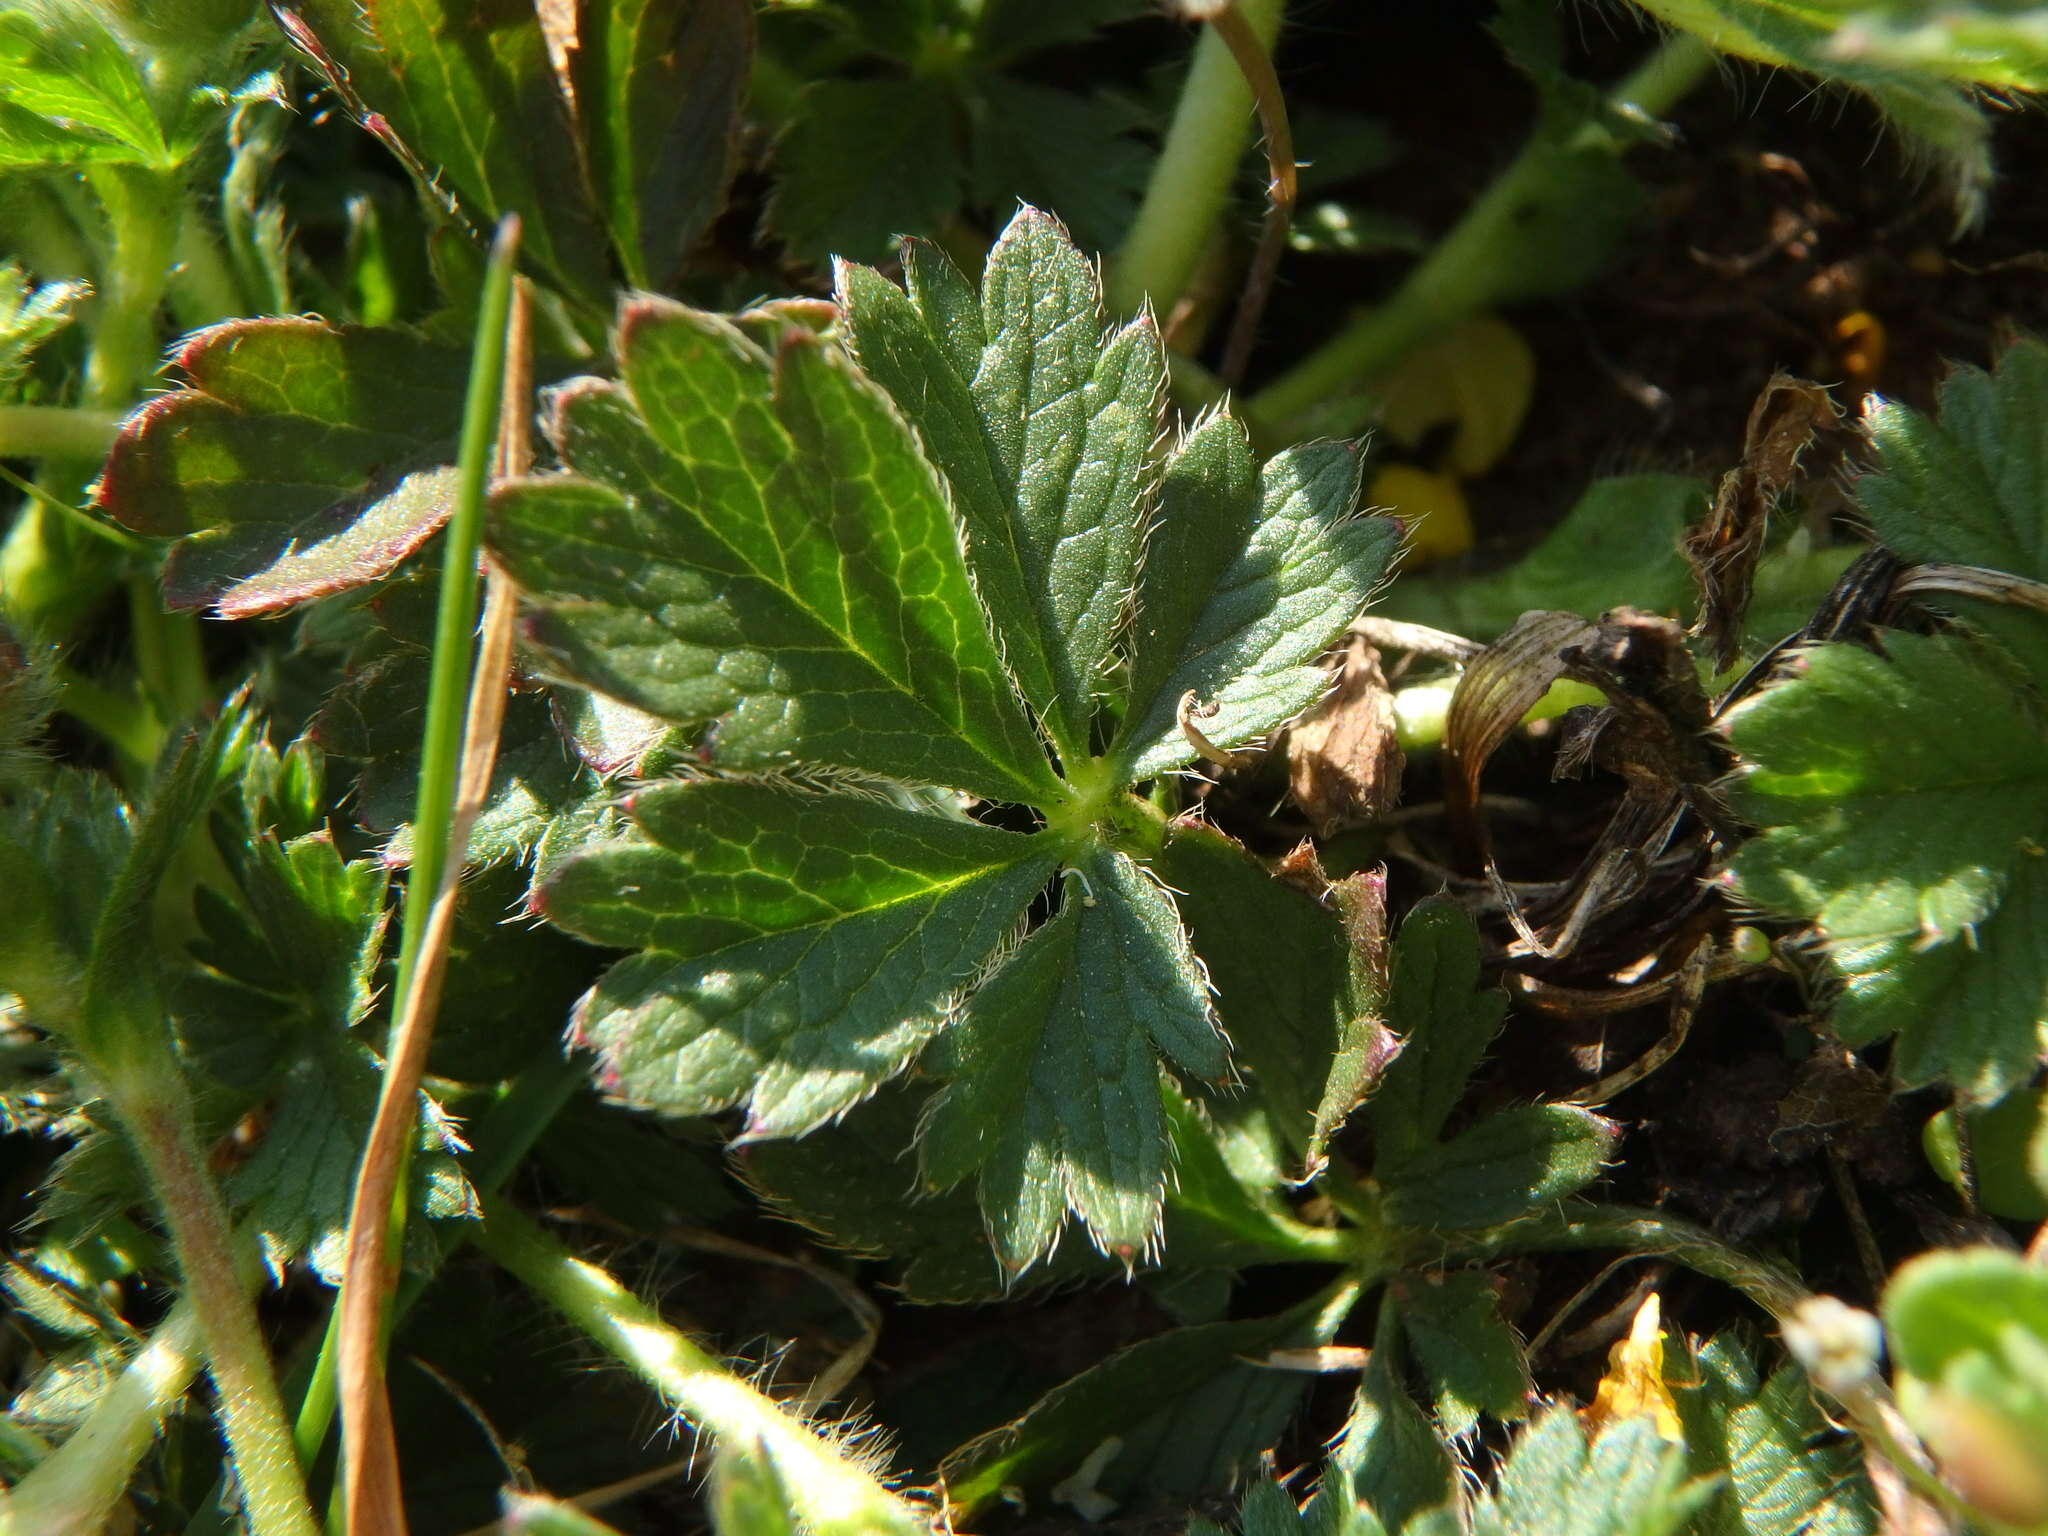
1782, 1294, 1884, 1397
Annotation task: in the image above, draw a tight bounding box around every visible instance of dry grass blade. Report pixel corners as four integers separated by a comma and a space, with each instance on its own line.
1564, 937, 1710, 1105
1443, 610, 1595, 862
339, 276, 533, 1536
1684, 373, 1842, 672
1208, 0, 1296, 388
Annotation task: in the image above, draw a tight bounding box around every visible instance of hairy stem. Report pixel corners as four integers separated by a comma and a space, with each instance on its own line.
105, 1079, 318, 1536
1107, 0, 1286, 321
471, 1199, 929, 1536
1248, 32, 1714, 434
1, 1298, 203, 1536
1452, 1202, 1810, 1319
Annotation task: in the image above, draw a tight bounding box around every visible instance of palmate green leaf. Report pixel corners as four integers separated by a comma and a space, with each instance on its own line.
1727, 632, 2048, 1098
1856, 335, 2048, 675
1115, 431, 1400, 779
570, 0, 753, 290
0, 8, 180, 168
291, 0, 613, 309
841, 209, 1166, 753
537, 779, 1056, 1137
1626, 0, 1995, 225
489, 297, 1065, 807
95, 318, 470, 616
921, 849, 1221, 1268
0, 769, 129, 1031
766, 77, 968, 268
1670, 1331, 1877, 1536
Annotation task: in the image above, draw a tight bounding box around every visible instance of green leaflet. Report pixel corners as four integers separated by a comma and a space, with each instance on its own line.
921, 849, 1222, 1269
1394, 1270, 1531, 1437
938, 1286, 1352, 1518
490, 299, 1065, 807
1670, 1332, 1877, 1536
1380, 1104, 1617, 1231
1323, 1305, 1455, 1535
95, 318, 471, 616
1727, 632, 2048, 1099
0, 263, 86, 395
1462, 1408, 1708, 1536
0, 9, 184, 168
538, 779, 1057, 1138
1368, 898, 1506, 1164
1115, 439, 1400, 779
841, 208, 1167, 752
1857, 335, 2048, 675
291, 0, 613, 309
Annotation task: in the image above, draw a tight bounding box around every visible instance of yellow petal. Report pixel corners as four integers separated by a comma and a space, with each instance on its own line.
1377, 312, 1536, 477
1368, 464, 1472, 566
1584, 1293, 1684, 1444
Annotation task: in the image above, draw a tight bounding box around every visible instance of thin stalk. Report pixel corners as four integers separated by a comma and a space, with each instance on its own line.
1451, 1201, 1810, 1319
1209, 2, 1296, 387
470, 1198, 928, 1536
1393, 675, 1603, 751
101, 1080, 318, 1536
1249, 32, 1715, 434
1107, 0, 1286, 320
1, 1298, 204, 1536
337, 226, 523, 1536
0, 405, 124, 460
168, 199, 249, 329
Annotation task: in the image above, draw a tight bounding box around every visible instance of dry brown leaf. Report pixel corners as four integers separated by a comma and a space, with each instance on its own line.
1285, 633, 1404, 836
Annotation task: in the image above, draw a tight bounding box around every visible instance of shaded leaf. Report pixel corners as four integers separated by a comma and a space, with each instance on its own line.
95, 319, 471, 615
1395, 1269, 1531, 1437
1367, 897, 1505, 1163
922, 849, 1221, 1269
539, 779, 1056, 1137
569, 0, 753, 288
289, 0, 612, 307
1322, 1308, 1455, 1534
939, 1290, 1346, 1518
1727, 632, 2048, 1099
1154, 821, 1357, 1163
967, 78, 1149, 254
489, 298, 1064, 806
765, 77, 966, 267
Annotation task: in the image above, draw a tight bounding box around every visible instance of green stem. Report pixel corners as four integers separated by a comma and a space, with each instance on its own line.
0, 405, 123, 460
1248, 33, 1715, 434
168, 199, 248, 329
471, 1198, 928, 1536
0, 1297, 205, 1536
129, 576, 208, 726
103, 1079, 317, 1536
1451, 1201, 1810, 1319
1107, 0, 1287, 320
